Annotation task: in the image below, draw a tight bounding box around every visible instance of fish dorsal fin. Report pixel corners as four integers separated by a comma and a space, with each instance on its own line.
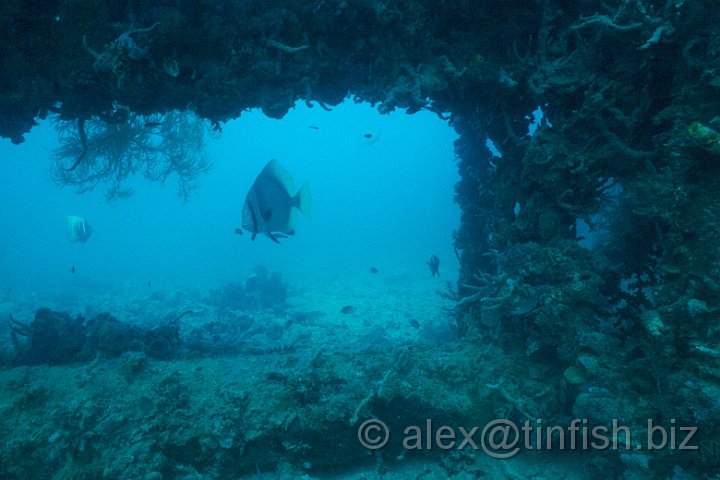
262, 159, 295, 193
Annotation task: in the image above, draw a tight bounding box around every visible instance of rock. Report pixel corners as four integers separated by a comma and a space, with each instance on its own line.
563, 366, 587, 385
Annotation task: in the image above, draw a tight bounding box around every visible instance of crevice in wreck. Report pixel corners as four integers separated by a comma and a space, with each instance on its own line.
2, 0, 720, 478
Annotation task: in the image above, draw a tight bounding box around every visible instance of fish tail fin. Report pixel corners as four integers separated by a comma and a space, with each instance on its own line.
294, 182, 312, 220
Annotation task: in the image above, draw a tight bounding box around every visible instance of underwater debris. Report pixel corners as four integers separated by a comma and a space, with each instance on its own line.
7, 313, 26, 352
8, 309, 86, 365
169, 310, 195, 324
7, 309, 186, 365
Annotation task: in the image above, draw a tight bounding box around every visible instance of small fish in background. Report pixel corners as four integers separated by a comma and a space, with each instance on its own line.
409, 318, 420, 329
426, 255, 440, 277
309, 125, 319, 130
238, 160, 312, 244
148, 280, 152, 288
361, 129, 382, 145
71, 265, 76, 274
67, 215, 92, 243
341, 305, 355, 314
369, 266, 378, 274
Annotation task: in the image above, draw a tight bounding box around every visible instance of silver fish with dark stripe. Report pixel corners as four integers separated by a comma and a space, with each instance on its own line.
238, 160, 311, 244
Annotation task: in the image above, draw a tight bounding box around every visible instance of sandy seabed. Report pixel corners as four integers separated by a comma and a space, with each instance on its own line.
0, 271, 594, 479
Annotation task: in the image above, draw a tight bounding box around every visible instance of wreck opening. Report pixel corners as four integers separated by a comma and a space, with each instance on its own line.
1, 0, 720, 478
0, 99, 461, 291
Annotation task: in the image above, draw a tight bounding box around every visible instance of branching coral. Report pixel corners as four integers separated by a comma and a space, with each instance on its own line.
378, 56, 466, 114
84, 23, 157, 68
570, 0, 676, 49
51, 110, 211, 201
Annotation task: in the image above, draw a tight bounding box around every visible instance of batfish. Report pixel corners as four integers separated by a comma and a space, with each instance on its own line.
239, 160, 311, 244
67, 215, 92, 243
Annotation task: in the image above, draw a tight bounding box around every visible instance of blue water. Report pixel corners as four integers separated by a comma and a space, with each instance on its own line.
0, 100, 459, 297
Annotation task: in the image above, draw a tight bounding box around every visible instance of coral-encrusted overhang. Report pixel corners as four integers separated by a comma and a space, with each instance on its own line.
0, 1, 537, 142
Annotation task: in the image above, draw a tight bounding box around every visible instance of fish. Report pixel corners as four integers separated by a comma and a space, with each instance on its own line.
148, 280, 152, 288
239, 160, 311, 243
341, 305, 355, 314
409, 318, 420, 328
426, 255, 440, 277
67, 215, 92, 243
369, 267, 378, 274
361, 129, 382, 145
71, 265, 76, 274
309, 125, 319, 130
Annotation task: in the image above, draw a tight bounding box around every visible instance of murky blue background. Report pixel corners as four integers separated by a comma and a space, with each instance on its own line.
0, 101, 459, 297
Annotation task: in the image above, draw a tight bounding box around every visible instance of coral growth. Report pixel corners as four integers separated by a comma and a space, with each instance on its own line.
51, 110, 211, 200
